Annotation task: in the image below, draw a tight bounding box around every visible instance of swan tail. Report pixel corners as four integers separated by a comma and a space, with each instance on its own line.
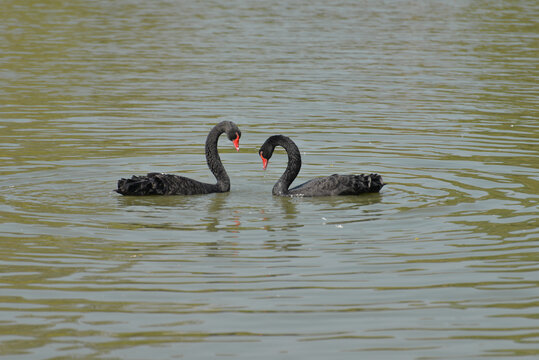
115, 173, 163, 196
357, 173, 385, 193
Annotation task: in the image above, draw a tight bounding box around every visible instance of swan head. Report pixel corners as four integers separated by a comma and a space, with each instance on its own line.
258, 141, 275, 170
259, 134, 296, 170
224, 122, 241, 151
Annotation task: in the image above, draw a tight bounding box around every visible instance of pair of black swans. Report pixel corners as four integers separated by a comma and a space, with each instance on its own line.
116, 121, 384, 197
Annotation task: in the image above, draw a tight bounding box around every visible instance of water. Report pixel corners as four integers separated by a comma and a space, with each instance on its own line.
1, 0, 538, 359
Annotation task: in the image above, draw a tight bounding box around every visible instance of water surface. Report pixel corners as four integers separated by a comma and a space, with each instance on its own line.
1, 0, 538, 359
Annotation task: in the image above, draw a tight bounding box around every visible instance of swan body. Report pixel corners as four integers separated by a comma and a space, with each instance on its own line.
259, 135, 384, 197
116, 121, 241, 196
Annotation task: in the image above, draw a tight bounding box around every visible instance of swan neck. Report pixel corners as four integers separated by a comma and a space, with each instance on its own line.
273, 137, 301, 195
205, 124, 230, 192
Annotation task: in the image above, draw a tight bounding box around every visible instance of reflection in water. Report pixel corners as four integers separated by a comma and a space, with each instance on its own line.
262, 197, 302, 252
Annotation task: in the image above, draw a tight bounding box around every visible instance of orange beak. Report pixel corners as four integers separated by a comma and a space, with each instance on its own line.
233, 133, 240, 151
260, 154, 268, 170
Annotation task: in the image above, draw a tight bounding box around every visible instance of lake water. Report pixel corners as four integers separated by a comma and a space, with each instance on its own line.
1, 0, 538, 359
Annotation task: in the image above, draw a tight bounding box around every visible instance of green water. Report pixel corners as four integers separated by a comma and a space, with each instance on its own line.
1, 0, 538, 359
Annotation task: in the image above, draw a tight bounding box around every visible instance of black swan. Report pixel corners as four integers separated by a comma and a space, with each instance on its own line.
258, 135, 384, 197
116, 121, 241, 195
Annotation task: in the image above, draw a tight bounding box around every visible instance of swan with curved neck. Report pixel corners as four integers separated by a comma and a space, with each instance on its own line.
259, 135, 384, 197
116, 121, 241, 195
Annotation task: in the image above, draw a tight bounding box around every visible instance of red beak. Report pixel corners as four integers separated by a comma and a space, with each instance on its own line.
233, 133, 240, 151
260, 154, 268, 170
